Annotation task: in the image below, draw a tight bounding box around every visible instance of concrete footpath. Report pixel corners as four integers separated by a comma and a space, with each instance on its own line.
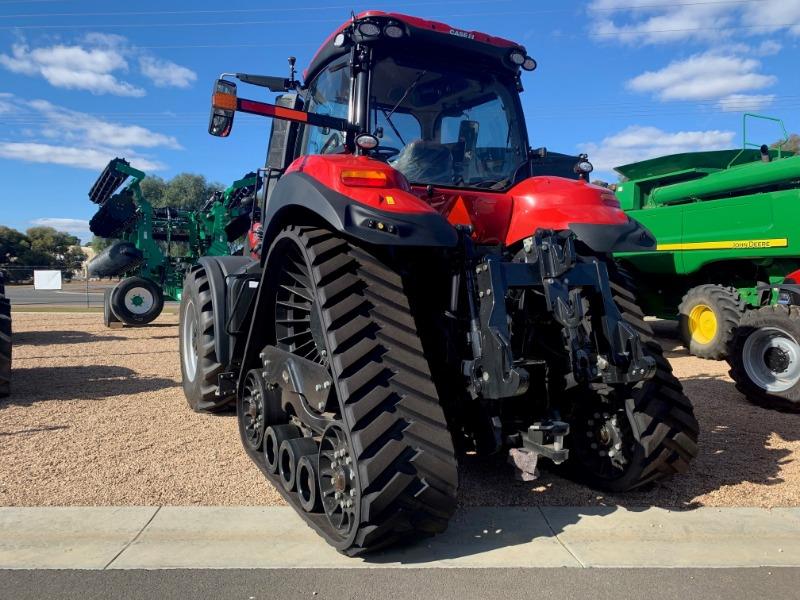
2, 506, 799, 569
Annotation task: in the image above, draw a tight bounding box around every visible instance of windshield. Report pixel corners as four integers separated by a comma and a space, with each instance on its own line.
369, 54, 528, 190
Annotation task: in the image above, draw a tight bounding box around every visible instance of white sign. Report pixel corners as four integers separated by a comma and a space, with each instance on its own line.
34, 270, 62, 290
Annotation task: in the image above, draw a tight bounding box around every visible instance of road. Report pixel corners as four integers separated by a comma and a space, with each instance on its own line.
1, 568, 796, 600
6, 282, 178, 308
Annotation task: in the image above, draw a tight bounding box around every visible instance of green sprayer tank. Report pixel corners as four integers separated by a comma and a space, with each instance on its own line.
614, 118, 800, 359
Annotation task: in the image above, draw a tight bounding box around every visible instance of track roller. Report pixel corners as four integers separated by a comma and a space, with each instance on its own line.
279, 437, 318, 492
297, 455, 321, 512
264, 424, 301, 474
238, 369, 268, 452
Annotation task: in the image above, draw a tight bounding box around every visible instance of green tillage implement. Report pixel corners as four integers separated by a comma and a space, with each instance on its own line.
87, 158, 258, 325
614, 114, 800, 360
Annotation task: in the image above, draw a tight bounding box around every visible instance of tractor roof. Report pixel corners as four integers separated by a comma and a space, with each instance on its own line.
304, 11, 525, 82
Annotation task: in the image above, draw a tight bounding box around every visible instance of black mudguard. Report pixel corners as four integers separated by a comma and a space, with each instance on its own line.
569, 218, 656, 254
263, 171, 458, 249
195, 255, 257, 369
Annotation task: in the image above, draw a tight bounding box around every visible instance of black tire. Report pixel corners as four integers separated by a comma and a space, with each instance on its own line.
563, 266, 700, 492
0, 274, 10, 399
111, 276, 164, 325
728, 305, 800, 412
179, 266, 230, 412
103, 288, 121, 327
678, 284, 745, 360
263, 227, 458, 554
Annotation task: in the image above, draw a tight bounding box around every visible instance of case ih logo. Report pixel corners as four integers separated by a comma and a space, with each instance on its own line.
449, 28, 475, 40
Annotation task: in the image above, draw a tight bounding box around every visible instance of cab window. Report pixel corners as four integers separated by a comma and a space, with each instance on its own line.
301, 59, 350, 155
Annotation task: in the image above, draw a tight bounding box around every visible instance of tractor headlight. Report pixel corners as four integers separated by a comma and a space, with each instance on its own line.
333, 32, 348, 47
522, 56, 537, 71
384, 23, 404, 38
357, 22, 381, 37
509, 50, 526, 66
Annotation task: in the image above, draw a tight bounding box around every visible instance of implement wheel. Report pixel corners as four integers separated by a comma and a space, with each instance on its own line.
103, 288, 121, 327
728, 305, 800, 412
678, 284, 745, 360
179, 266, 230, 413
111, 276, 164, 325
562, 266, 700, 492
258, 226, 458, 554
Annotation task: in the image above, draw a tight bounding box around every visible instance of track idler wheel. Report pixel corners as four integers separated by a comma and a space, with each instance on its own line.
318, 423, 359, 539
278, 437, 318, 492
238, 369, 268, 452
297, 455, 321, 512
264, 424, 301, 475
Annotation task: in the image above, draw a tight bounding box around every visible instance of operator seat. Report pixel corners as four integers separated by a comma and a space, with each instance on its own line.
390, 140, 454, 185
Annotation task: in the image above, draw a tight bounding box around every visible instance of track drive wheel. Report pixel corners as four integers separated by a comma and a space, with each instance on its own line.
0, 274, 10, 398
111, 276, 164, 325
678, 284, 745, 360
262, 226, 458, 554
728, 305, 800, 412
562, 266, 699, 492
179, 266, 230, 413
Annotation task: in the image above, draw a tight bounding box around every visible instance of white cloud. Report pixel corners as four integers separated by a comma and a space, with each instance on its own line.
0, 95, 175, 171
0, 41, 144, 97
741, 0, 800, 36
139, 56, 197, 88
28, 99, 182, 149
717, 93, 776, 112
0, 33, 197, 96
30, 218, 91, 237
0, 142, 165, 171
626, 51, 775, 102
579, 125, 736, 175
588, 0, 735, 44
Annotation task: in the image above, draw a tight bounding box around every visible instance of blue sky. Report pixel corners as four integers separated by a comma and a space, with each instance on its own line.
1, 0, 799, 242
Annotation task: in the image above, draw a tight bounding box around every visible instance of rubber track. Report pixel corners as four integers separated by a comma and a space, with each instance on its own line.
679, 284, 746, 360
608, 267, 700, 488
289, 227, 458, 553
0, 275, 10, 398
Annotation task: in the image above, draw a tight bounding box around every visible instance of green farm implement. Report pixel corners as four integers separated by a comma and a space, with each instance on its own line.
87, 158, 259, 325
614, 115, 800, 411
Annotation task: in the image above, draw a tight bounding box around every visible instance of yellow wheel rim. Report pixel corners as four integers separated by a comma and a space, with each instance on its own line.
688, 304, 717, 345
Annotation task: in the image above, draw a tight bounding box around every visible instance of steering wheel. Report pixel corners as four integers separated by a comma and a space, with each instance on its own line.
372, 146, 401, 160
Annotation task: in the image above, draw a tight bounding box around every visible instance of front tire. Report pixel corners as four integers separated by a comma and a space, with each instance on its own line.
728, 305, 800, 412
179, 266, 229, 412
678, 284, 745, 360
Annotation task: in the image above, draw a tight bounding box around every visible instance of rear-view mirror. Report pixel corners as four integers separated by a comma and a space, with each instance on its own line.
208, 79, 237, 137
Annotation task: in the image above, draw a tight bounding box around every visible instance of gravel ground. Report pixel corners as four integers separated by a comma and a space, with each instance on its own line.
2, 312, 798, 508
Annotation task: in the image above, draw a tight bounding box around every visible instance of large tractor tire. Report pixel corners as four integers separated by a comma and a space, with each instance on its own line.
179, 266, 230, 413
728, 305, 800, 413
0, 274, 10, 398
678, 284, 745, 360
563, 267, 699, 492
110, 276, 164, 325
252, 226, 458, 554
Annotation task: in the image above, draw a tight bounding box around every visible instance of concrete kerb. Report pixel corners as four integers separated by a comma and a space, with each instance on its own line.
2, 506, 799, 570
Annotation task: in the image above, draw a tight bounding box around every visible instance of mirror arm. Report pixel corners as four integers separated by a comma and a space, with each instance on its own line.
235, 97, 353, 132
235, 73, 291, 92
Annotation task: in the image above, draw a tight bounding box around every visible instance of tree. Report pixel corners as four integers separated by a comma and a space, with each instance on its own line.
771, 133, 800, 154
0, 226, 85, 281
140, 173, 221, 210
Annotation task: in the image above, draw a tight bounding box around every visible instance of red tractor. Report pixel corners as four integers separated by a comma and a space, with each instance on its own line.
180, 12, 699, 554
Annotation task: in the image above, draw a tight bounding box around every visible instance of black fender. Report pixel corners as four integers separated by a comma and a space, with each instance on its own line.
193, 255, 256, 369
263, 171, 458, 249
569, 218, 656, 254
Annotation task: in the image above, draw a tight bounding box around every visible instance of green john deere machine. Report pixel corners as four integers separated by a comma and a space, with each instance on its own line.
615, 115, 800, 411
87, 158, 259, 325
614, 114, 800, 359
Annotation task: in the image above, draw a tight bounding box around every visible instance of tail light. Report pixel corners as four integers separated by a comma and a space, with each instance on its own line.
340, 169, 388, 187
